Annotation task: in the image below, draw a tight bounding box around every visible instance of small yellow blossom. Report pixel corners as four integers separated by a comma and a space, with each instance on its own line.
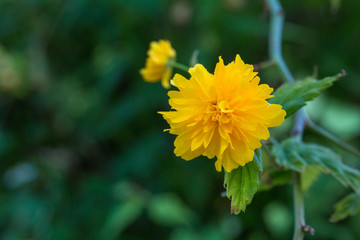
140, 40, 176, 89
159, 55, 286, 172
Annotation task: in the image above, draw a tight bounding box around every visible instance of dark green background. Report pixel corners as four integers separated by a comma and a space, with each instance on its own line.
0, 0, 359, 239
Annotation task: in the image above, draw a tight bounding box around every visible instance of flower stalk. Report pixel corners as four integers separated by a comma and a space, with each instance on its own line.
167, 60, 189, 72
253, 60, 276, 71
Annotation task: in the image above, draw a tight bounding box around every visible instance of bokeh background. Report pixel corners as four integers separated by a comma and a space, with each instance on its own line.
0, 0, 359, 239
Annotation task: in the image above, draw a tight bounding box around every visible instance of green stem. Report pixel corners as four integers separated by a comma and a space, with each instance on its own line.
261, 140, 272, 157
291, 110, 309, 240
307, 121, 360, 158
292, 109, 308, 141
266, 0, 310, 239
267, 0, 295, 83
266, 0, 357, 238
168, 60, 189, 72
293, 172, 305, 240
253, 60, 276, 71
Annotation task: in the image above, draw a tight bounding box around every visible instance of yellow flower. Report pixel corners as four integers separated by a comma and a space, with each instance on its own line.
159, 55, 286, 172
140, 40, 176, 89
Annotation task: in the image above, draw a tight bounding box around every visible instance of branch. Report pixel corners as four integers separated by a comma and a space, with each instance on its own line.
265, 1, 310, 239
266, 0, 295, 83
293, 172, 315, 240
307, 121, 360, 158
266, 1, 358, 238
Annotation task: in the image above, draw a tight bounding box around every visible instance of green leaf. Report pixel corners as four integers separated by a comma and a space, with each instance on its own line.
272, 137, 360, 195
224, 149, 262, 214
259, 169, 292, 191
269, 73, 343, 117
259, 166, 320, 192
301, 166, 321, 192
330, 193, 360, 222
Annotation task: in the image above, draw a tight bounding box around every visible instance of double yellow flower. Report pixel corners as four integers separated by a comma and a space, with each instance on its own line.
140, 40, 176, 89
141, 40, 286, 172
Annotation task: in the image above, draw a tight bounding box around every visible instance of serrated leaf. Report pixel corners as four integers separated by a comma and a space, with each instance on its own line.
269, 74, 343, 117
272, 137, 360, 195
224, 149, 262, 214
330, 193, 360, 222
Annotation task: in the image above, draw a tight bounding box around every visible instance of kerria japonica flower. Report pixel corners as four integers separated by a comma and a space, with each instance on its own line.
140, 40, 176, 89
159, 55, 286, 172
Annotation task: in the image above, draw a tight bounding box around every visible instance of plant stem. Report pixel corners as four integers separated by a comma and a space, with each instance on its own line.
267, 0, 357, 160
291, 109, 309, 240
266, 0, 358, 238
266, 0, 310, 239
253, 60, 276, 71
266, 0, 295, 83
307, 120, 360, 158
292, 109, 308, 141
293, 172, 305, 240
168, 60, 189, 72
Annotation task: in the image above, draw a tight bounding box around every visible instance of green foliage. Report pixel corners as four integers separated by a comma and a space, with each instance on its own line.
269, 74, 342, 117
224, 149, 262, 214
259, 169, 292, 191
301, 166, 321, 192
100, 194, 145, 240
272, 137, 360, 195
259, 159, 322, 193
306, 95, 360, 139
148, 194, 196, 227
330, 193, 360, 222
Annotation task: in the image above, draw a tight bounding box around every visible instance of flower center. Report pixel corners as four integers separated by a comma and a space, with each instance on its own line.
218, 100, 234, 113
207, 100, 234, 123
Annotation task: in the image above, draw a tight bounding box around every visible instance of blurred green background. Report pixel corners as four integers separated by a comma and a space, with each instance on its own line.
0, 0, 359, 239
